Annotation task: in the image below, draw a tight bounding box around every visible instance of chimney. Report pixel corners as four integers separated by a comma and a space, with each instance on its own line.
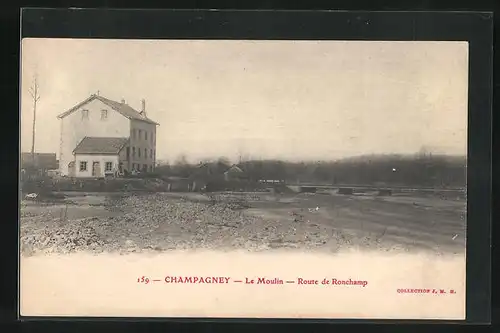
141, 99, 147, 117
121, 98, 126, 104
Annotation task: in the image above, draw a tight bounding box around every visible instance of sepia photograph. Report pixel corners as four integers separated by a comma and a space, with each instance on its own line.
20, 38, 468, 319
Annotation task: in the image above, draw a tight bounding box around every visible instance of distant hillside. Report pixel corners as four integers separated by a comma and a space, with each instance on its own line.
319, 154, 466, 188
338, 153, 466, 164
155, 154, 467, 189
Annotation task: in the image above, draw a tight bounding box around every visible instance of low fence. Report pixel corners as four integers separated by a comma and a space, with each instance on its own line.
21, 178, 171, 193
21, 177, 466, 199
21, 177, 271, 194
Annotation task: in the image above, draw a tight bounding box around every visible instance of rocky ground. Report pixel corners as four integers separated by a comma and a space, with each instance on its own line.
20, 191, 466, 256
21, 193, 357, 256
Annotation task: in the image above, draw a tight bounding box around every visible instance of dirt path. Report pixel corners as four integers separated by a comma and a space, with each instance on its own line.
20, 192, 466, 256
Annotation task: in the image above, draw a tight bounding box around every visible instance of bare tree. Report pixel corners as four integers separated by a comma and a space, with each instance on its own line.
217, 156, 231, 166
28, 74, 41, 166
174, 154, 189, 166
237, 151, 251, 165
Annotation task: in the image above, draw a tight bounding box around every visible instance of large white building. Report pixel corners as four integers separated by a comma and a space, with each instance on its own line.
57, 94, 159, 178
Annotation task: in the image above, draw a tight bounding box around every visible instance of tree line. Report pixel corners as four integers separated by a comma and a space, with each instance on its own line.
155, 153, 467, 188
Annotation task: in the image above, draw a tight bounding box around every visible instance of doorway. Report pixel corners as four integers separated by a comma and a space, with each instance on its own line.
92, 161, 100, 177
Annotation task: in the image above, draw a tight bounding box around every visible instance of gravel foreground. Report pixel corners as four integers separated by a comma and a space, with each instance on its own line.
20, 193, 455, 256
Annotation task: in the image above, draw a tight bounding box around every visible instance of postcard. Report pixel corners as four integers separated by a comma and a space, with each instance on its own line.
20, 38, 469, 319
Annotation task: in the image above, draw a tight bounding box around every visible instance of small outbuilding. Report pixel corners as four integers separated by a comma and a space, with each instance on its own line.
71, 137, 129, 178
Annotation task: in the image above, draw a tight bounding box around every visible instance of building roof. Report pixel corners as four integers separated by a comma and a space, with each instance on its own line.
224, 165, 244, 174
73, 137, 129, 155
21, 152, 58, 169
189, 162, 247, 180
57, 94, 159, 125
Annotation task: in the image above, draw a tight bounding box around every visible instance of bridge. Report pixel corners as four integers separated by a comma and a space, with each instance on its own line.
285, 183, 465, 193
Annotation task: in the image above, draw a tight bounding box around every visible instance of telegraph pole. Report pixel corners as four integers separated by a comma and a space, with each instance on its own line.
28, 74, 41, 167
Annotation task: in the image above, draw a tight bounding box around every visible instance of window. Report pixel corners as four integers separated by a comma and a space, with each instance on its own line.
138, 148, 141, 158
144, 148, 147, 159
79, 161, 87, 171
81, 110, 89, 120
101, 110, 108, 120
126, 147, 130, 158
132, 163, 135, 170
132, 147, 136, 157
138, 130, 142, 140
145, 132, 148, 141
105, 162, 113, 172
150, 149, 153, 159
143, 164, 147, 172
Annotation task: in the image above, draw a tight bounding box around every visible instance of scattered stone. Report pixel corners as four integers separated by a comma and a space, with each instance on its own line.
20, 193, 376, 255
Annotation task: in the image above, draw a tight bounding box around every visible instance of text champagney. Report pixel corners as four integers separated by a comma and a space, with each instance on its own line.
164, 276, 231, 284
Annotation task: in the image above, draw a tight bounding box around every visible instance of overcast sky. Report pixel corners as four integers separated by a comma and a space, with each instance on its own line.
20, 39, 468, 163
